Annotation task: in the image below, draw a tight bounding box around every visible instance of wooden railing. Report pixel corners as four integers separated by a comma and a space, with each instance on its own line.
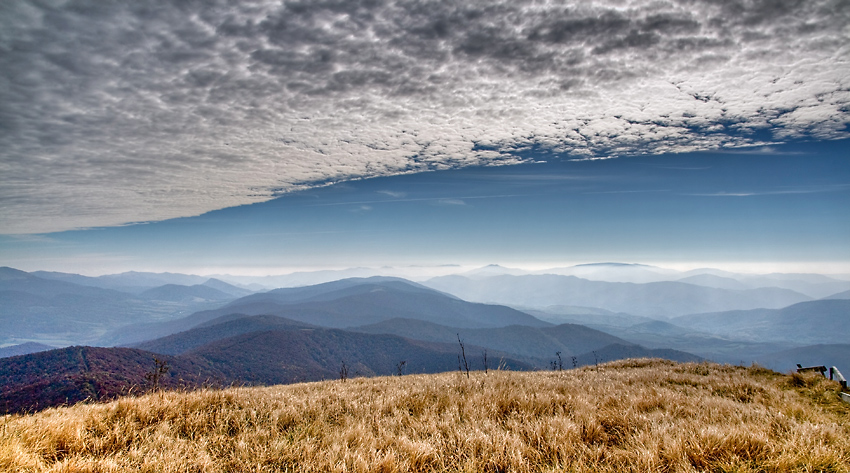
798, 364, 849, 403
830, 366, 847, 389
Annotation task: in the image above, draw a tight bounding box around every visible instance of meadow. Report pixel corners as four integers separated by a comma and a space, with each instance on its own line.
3, 359, 849, 472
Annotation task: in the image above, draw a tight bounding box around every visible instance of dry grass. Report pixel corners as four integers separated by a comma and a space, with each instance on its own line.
2, 359, 849, 472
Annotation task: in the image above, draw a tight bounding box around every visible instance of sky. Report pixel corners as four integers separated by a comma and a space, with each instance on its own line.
1, 0, 849, 276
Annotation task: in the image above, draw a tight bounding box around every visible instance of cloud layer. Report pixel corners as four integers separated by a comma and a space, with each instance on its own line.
1, 0, 848, 233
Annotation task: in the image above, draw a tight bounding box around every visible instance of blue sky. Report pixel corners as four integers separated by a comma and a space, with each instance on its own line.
1, 1, 848, 275
2, 138, 848, 275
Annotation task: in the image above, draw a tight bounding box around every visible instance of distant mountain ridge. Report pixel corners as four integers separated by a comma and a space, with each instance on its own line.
0, 342, 55, 359
139, 284, 233, 302
754, 344, 850, 373
672, 299, 850, 345
823, 289, 850, 300
0, 268, 243, 346
423, 274, 811, 318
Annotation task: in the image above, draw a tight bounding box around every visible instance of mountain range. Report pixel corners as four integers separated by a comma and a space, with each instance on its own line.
423, 274, 812, 318
671, 299, 850, 345
0, 267, 249, 346
3, 264, 848, 414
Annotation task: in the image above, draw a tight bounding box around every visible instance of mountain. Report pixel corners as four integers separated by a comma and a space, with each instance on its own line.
0, 268, 240, 346
671, 299, 850, 345
30, 270, 112, 289
586, 320, 791, 365
207, 267, 397, 290
131, 315, 316, 355
0, 287, 147, 346
201, 278, 254, 298
460, 264, 528, 278
236, 276, 455, 305
679, 269, 850, 299
185, 329, 531, 385
522, 305, 656, 327
423, 274, 811, 318
0, 267, 133, 299
753, 344, 850, 374
30, 269, 212, 294
823, 289, 850, 300
676, 274, 750, 291
533, 263, 678, 284
352, 318, 628, 360
103, 277, 549, 346
572, 343, 703, 367
95, 271, 210, 290
139, 284, 234, 302
0, 342, 56, 359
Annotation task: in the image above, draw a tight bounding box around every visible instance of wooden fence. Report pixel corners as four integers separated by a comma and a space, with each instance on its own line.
797, 364, 849, 403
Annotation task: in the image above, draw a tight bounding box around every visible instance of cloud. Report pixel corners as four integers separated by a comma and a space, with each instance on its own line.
1, 0, 848, 233
378, 190, 407, 198
684, 184, 850, 196
436, 198, 466, 206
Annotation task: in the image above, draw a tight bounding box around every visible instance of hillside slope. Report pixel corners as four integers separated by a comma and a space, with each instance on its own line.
0, 329, 532, 414
3, 360, 848, 472
131, 315, 317, 355
354, 318, 631, 358
0, 346, 224, 413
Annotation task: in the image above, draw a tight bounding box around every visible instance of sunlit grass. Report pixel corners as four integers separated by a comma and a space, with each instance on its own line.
3, 359, 849, 472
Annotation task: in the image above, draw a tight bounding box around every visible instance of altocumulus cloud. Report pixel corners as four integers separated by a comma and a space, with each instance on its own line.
1, 0, 848, 233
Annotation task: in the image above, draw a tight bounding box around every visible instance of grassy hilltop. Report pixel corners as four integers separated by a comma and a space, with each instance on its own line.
3, 359, 849, 472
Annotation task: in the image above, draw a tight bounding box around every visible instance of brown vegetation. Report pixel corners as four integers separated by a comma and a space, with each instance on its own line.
2, 359, 849, 472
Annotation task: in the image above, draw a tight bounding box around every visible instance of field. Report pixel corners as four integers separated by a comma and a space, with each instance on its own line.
2, 359, 849, 472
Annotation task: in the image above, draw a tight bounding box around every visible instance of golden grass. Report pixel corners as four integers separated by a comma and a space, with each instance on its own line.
2, 359, 849, 472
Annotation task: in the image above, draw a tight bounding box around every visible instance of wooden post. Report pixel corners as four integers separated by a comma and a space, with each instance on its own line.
829, 366, 847, 389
